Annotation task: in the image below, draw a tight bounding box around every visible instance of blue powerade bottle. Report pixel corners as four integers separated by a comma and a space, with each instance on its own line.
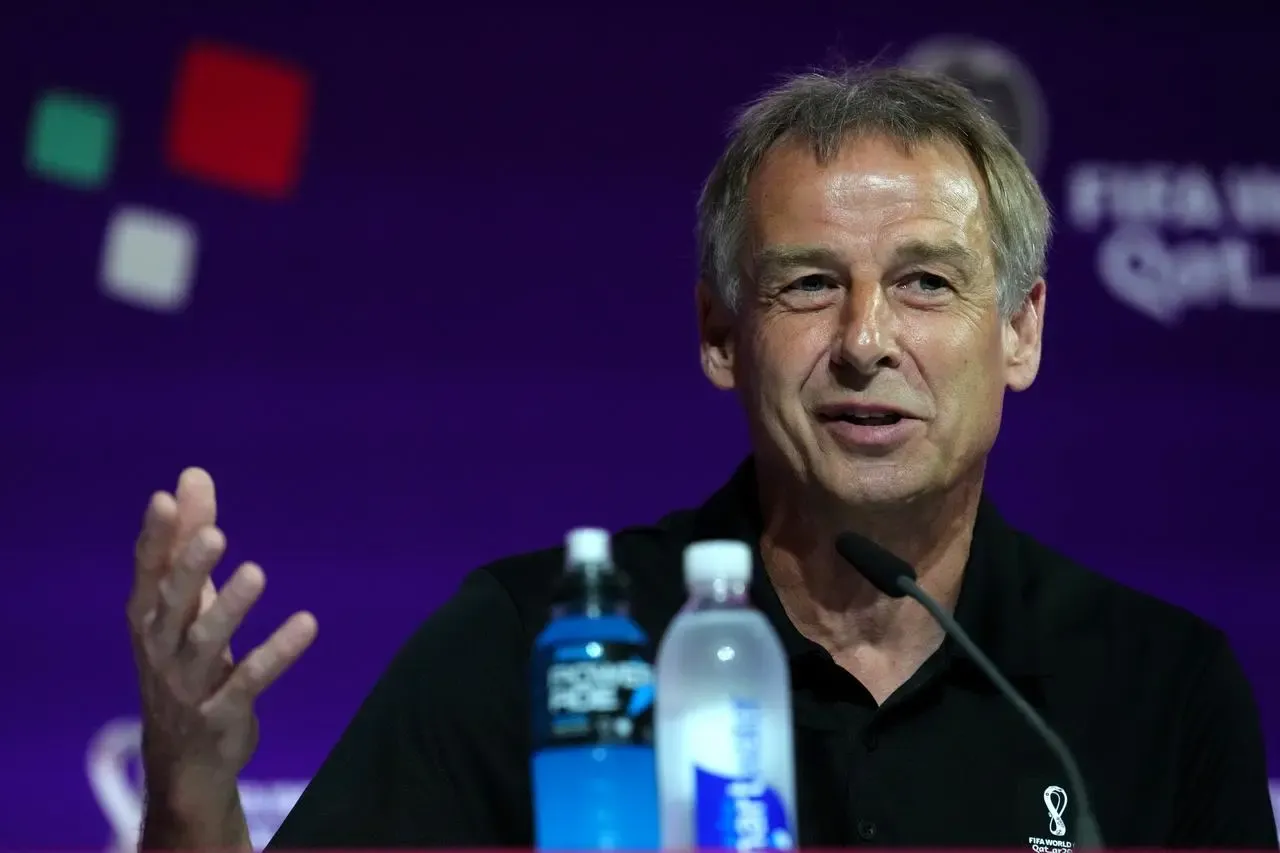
531, 527, 659, 850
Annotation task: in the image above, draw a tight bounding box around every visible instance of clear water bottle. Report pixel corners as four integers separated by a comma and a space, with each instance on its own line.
530, 528, 660, 850
655, 540, 797, 850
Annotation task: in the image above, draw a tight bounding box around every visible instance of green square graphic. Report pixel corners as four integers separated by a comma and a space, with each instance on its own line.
26, 90, 118, 189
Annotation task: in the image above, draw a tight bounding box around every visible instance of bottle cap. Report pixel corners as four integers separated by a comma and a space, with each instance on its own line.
683, 540, 752, 587
565, 527, 610, 566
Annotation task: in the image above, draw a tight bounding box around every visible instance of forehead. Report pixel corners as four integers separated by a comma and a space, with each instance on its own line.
746, 134, 992, 253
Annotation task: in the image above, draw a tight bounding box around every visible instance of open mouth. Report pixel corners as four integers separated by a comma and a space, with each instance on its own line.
825, 412, 904, 427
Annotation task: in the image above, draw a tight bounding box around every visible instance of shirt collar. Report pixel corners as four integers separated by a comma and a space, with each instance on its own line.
689, 456, 1043, 679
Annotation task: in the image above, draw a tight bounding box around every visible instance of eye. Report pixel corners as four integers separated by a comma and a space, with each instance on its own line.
901, 272, 952, 293
786, 274, 836, 293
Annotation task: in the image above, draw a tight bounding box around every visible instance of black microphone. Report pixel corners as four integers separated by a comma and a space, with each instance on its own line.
834, 531, 1105, 850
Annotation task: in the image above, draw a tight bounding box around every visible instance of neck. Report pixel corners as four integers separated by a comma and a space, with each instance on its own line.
755, 465, 983, 658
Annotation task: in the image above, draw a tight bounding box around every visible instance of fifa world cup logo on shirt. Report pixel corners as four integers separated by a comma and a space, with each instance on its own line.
1043, 785, 1069, 837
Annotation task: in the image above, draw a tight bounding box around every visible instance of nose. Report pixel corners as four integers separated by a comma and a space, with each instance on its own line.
830, 281, 900, 375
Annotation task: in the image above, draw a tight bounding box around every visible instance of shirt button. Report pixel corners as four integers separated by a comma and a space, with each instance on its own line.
863, 730, 879, 751
857, 819, 878, 841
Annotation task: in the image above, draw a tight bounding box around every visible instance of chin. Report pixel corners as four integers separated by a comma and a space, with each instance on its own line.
815, 455, 941, 508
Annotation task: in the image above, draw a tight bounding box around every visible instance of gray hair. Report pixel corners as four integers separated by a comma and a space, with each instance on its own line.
696, 65, 1051, 317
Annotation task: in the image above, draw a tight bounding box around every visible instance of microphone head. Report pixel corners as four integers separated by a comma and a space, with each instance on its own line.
834, 531, 917, 598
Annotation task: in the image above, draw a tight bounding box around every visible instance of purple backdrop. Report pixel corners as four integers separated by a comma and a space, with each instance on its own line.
4, 1, 1279, 848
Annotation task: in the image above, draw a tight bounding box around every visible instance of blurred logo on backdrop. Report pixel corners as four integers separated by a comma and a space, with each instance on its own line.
86, 720, 1279, 844
1067, 162, 1280, 325
901, 35, 1048, 175
87, 718, 307, 852
24, 40, 312, 316
904, 35, 1280, 327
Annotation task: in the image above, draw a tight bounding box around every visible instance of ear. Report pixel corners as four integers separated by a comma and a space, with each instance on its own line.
697, 280, 737, 391
1004, 278, 1046, 393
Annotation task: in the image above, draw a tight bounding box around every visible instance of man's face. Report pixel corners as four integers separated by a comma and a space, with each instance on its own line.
699, 135, 1045, 508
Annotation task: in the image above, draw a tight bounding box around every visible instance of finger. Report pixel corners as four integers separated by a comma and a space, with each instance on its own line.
195, 577, 218, 649
128, 492, 179, 623
186, 562, 266, 674
198, 575, 218, 615
203, 611, 317, 720
172, 468, 217, 559
151, 526, 226, 655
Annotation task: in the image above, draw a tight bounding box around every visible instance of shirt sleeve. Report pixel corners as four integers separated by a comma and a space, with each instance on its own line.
1168, 629, 1278, 849
266, 568, 534, 848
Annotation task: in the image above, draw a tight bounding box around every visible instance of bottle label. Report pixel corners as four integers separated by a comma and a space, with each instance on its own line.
694, 699, 795, 850
532, 640, 654, 748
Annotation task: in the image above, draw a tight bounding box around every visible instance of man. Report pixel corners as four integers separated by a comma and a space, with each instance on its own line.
128, 67, 1278, 850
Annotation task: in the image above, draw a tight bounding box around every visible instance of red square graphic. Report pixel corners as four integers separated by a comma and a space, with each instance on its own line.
166, 41, 312, 199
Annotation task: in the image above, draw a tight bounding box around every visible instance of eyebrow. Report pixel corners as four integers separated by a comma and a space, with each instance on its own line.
752, 240, 984, 283
886, 239, 984, 273
751, 246, 845, 281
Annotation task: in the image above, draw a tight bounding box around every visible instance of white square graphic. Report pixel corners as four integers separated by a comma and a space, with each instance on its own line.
99, 206, 198, 313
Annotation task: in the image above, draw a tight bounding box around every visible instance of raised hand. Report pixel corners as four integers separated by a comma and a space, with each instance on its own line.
127, 467, 317, 834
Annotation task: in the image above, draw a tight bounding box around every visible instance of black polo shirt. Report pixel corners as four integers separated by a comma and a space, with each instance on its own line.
268, 459, 1278, 850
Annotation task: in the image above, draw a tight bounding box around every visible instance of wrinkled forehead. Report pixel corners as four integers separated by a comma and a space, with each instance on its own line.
743, 133, 996, 261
